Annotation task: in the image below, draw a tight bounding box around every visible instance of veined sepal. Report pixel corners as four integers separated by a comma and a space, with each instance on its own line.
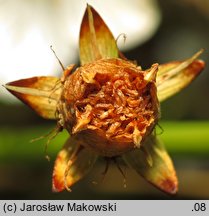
52, 136, 98, 192
4, 76, 62, 119
122, 134, 178, 195
157, 50, 205, 102
79, 4, 119, 65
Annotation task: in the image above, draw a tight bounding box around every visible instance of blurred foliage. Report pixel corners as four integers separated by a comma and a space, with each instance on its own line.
0, 121, 209, 161
0, 121, 209, 199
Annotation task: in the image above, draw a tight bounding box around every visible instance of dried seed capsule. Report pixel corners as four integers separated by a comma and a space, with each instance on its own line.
58, 58, 159, 157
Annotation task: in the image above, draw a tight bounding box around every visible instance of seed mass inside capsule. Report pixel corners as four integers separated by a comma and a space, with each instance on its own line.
59, 58, 159, 156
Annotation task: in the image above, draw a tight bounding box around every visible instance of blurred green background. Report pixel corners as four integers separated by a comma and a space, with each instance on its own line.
0, 0, 209, 199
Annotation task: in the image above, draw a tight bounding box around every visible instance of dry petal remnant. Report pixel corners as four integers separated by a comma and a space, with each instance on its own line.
59, 58, 159, 156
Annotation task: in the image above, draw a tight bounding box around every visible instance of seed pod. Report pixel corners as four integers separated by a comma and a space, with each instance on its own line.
58, 58, 159, 157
